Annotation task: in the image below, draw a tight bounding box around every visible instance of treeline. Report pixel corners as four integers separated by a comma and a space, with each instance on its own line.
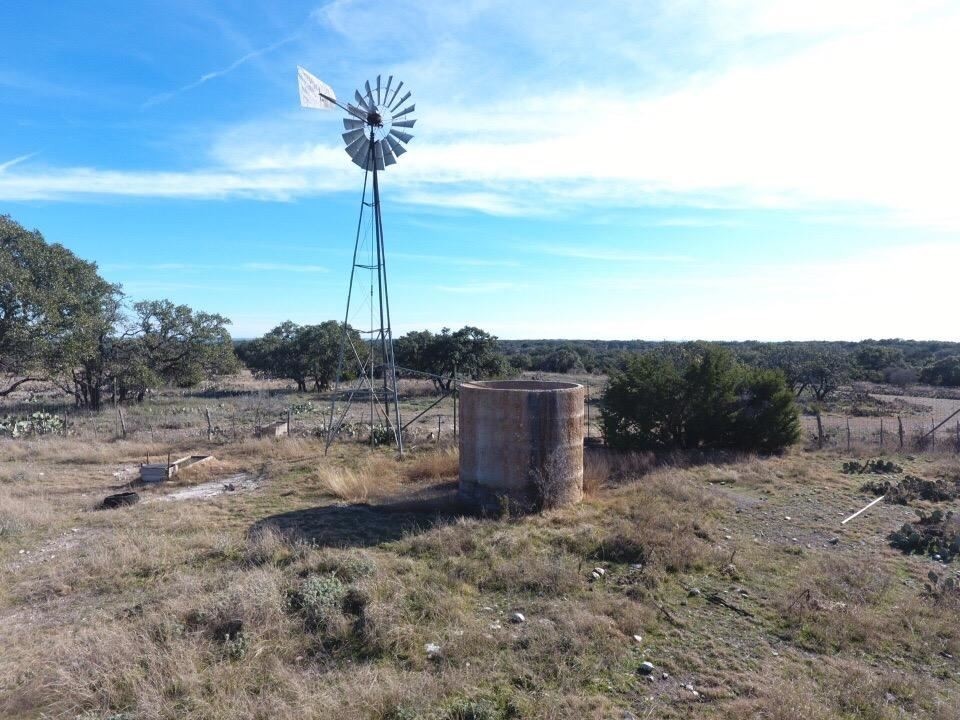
1, 215, 238, 409
237, 325, 508, 393
499, 339, 960, 388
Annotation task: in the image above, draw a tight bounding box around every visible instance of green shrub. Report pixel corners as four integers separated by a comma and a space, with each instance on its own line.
291, 573, 347, 629
600, 344, 799, 453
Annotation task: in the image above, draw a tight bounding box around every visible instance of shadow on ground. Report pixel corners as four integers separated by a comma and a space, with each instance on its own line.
251, 480, 472, 548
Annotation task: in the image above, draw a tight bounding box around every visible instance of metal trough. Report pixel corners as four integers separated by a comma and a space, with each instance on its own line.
140, 454, 213, 483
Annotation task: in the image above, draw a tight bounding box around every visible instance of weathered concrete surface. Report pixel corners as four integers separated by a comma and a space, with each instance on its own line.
458, 380, 584, 511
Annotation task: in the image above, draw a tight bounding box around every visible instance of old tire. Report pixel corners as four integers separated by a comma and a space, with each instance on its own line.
101, 491, 140, 509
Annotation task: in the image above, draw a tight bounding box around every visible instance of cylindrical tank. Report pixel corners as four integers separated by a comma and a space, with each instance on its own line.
458, 380, 584, 512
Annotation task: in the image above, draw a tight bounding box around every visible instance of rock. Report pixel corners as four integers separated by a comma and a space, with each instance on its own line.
828, 537, 839, 545
630, 563, 643, 570
591, 571, 601, 581
633, 634, 643, 644
621, 712, 639, 720
638, 661, 655, 675
784, 516, 792, 521
724, 534, 732, 540
661, 671, 669, 679
424, 642, 442, 660
934, 554, 942, 561
688, 587, 701, 597
593, 567, 605, 576
510, 612, 525, 624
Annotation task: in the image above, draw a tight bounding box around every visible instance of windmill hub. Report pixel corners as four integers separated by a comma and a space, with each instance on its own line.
367, 110, 383, 127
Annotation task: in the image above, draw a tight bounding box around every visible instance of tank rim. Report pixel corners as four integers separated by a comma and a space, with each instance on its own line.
459, 380, 583, 392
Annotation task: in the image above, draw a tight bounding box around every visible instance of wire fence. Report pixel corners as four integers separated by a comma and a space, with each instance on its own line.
801, 405, 960, 452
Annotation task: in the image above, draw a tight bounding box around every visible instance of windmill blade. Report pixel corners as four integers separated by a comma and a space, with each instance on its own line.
364, 80, 376, 107
354, 90, 369, 110
342, 128, 366, 146
343, 118, 365, 130
392, 118, 416, 129
344, 135, 367, 157
389, 128, 414, 144
385, 135, 407, 157
374, 141, 385, 171
393, 103, 415, 119
348, 138, 372, 169
383, 75, 393, 104
297, 66, 336, 109
390, 90, 411, 111
375, 75, 381, 104
381, 138, 397, 166
387, 80, 403, 107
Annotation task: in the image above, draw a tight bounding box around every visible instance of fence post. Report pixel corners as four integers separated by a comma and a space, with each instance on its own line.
816, 412, 824, 449
437, 415, 442, 444
898, 415, 904, 449
205, 407, 213, 442
118, 406, 126, 438
287, 408, 292, 437
846, 418, 851, 452
880, 418, 884, 448
932, 418, 936, 450
586, 387, 591, 439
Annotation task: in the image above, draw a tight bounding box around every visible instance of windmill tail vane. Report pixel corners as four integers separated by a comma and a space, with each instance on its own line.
297, 67, 416, 454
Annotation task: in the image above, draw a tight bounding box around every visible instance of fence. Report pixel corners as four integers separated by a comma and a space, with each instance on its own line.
804, 406, 960, 452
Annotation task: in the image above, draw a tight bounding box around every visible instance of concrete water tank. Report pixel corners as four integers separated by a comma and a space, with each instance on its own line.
458, 380, 585, 511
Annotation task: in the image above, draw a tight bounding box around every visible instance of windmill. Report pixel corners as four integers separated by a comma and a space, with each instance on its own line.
297, 66, 416, 454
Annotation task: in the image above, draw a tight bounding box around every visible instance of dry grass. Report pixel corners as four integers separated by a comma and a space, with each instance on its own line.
3, 386, 960, 719
0, 485, 53, 539
583, 447, 656, 494
402, 446, 459, 482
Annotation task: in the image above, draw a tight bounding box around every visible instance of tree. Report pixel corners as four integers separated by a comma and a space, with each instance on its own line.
298, 320, 360, 391
920, 356, 960, 387
99, 300, 240, 403
853, 344, 905, 382
538, 347, 585, 373
395, 326, 508, 392
762, 345, 848, 401
244, 322, 309, 391
242, 321, 359, 392
729, 368, 802, 453
600, 345, 799, 453
0, 215, 121, 399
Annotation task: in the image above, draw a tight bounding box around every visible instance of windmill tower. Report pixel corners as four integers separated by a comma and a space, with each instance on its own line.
297, 67, 416, 455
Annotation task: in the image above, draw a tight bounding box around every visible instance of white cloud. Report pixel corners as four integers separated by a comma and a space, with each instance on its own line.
3, 1, 960, 228
241, 262, 328, 272
538, 246, 695, 263
434, 281, 516, 294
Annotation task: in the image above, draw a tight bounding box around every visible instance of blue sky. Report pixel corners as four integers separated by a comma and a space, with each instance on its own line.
2, 0, 959, 340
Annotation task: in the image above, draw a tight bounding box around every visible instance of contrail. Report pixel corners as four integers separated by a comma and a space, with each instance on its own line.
142, 34, 298, 109
0, 152, 38, 172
